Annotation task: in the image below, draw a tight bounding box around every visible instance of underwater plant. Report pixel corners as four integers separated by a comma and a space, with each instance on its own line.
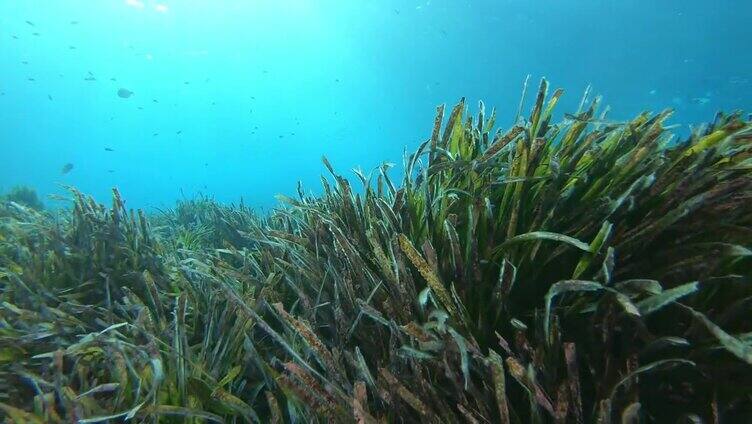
0, 79, 750, 422
0, 185, 44, 211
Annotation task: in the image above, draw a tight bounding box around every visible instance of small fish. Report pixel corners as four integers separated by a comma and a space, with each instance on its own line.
278, 135, 284, 139
104, 147, 114, 152
70, 20, 79, 25
204, 77, 210, 82
32, 32, 40, 36
153, 133, 159, 136
48, 94, 52, 101
691, 97, 710, 105
12, 35, 19, 39
211, 101, 216, 105
21, 61, 28, 65
335, 78, 340, 82
61, 163, 74, 174
25, 20, 34, 26
183, 81, 190, 85
137, 106, 143, 110
84, 76, 96, 81
27, 77, 35, 82
69, 45, 76, 50
176, 130, 182, 135
110, 78, 116, 81
152, 99, 158, 103
117, 88, 133, 98
564, 113, 621, 127
107, 169, 114, 173
251, 96, 256, 100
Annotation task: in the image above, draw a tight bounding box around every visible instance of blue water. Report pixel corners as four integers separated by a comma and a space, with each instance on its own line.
2, 0, 750, 210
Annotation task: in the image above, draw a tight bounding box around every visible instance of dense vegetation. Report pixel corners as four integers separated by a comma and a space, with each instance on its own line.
1, 79, 751, 423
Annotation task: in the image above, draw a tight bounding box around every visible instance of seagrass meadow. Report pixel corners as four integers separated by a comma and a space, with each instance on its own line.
1, 80, 751, 423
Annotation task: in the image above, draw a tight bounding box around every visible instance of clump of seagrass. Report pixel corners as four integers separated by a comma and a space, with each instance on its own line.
0, 185, 44, 211
1, 78, 751, 423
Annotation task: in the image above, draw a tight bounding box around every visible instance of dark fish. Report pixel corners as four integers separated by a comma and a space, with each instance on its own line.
21, 61, 28, 65
176, 130, 182, 135
61, 163, 74, 174
137, 106, 143, 110
152, 133, 159, 136
278, 135, 284, 139
117, 88, 133, 98
27, 77, 35, 81
84, 76, 96, 81
48, 94, 52, 101
211, 101, 216, 105
183, 81, 190, 85
204, 77, 210, 82
152, 99, 158, 103
107, 170, 114, 173
110, 78, 116, 81
70, 20, 79, 25
251, 96, 255, 100
32, 32, 40, 36
25, 20, 34, 26
104, 147, 114, 152
12, 35, 18, 39
335, 78, 340, 82
69, 45, 76, 50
